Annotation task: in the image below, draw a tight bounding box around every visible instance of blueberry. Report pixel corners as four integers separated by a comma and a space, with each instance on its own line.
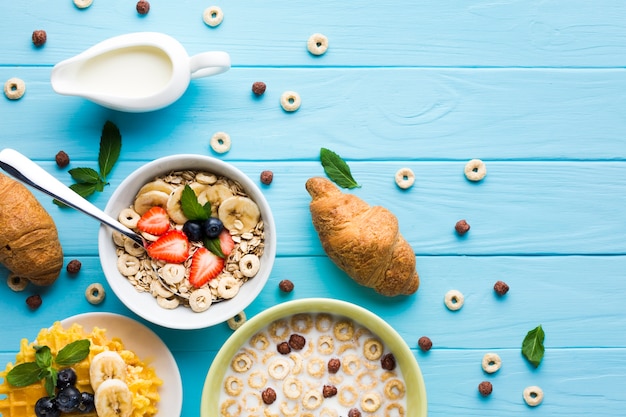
202, 217, 223, 239
182, 220, 204, 241
77, 392, 95, 413
35, 397, 60, 417
56, 367, 77, 389
56, 386, 81, 413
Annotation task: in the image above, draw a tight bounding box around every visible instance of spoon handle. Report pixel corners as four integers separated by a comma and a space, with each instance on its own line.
0, 148, 144, 247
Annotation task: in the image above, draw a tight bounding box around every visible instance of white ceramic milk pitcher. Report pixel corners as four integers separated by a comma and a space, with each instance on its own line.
50, 32, 231, 112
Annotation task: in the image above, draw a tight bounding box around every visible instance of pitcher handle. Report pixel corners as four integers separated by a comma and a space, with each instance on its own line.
189, 51, 231, 79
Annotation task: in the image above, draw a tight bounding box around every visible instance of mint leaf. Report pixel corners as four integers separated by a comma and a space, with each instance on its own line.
6, 362, 42, 387
320, 148, 360, 189
55, 339, 90, 366
181, 185, 210, 221
69, 167, 100, 184
44, 369, 57, 397
204, 237, 225, 259
35, 346, 52, 369
522, 325, 545, 367
99, 120, 122, 180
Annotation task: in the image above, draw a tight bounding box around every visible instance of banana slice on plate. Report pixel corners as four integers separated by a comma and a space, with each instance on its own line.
89, 351, 127, 391
94, 378, 133, 417
166, 183, 207, 225
134, 190, 170, 215
218, 196, 261, 232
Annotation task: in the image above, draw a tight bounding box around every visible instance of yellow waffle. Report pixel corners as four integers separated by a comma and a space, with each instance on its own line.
0, 322, 162, 417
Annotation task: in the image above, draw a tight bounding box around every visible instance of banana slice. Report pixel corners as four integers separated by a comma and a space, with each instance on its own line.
135, 179, 175, 197
94, 378, 133, 417
218, 196, 261, 232
202, 184, 234, 215
134, 190, 170, 215
89, 351, 127, 391
166, 183, 207, 225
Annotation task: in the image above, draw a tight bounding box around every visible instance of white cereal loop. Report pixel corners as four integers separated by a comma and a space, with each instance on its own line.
282, 376, 303, 399
464, 158, 487, 181
189, 288, 213, 312
4, 77, 26, 100
203, 6, 224, 27
302, 389, 324, 410
523, 385, 544, 407
85, 283, 105, 305
119, 208, 141, 228
159, 263, 186, 285
268, 358, 290, 379
280, 90, 301, 112
117, 254, 141, 277
307, 33, 329, 56
7, 274, 28, 292
239, 254, 260, 278
227, 311, 247, 330
124, 238, 145, 257
157, 296, 180, 310
482, 352, 502, 374
210, 131, 231, 154
218, 276, 240, 299
394, 167, 415, 189
73, 0, 93, 8
444, 289, 464, 311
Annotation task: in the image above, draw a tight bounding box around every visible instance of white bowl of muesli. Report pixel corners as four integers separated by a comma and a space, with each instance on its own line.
97, 154, 276, 330
200, 298, 427, 417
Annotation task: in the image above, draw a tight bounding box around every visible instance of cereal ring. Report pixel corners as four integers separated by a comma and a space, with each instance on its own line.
289, 353, 303, 374
119, 208, 140, 228
320, 409, 338, 417
267, 358, 290, 379
307, 33, 329, 56
315, 313, 333, 332
384, 379, 406, 400
338, 342, 357, 354
280, 91, 301, 112
302, 389, 324, 410
85, 283, 105, 305
385, 403, 406, 417
210, 131, 231, 154
334, 319, 355, 341
112, 231, 126, 247
158, 263, 185, 285
282, 376, 302, 399
231, 352, 254, 373
290, 313, 313, 333
338, 386, 358, 407
523, 385, 544, 407
239, 254, 260, 278
279, 401, 299, 417
218, 276, 240, 299
220, 399, 241, 417
481, 352, 502, 374
395, 168, 415, 189
250, 332, 270, 350
224, 375, 244, 396
189, 288, 213, 312
4, 77, 25, 100
117, 254, 141, 277
73, 0, 93, 8
317, 335, 335, 355
7, 274, 28, 292
124, 238, 145, 257
356, 371, 377, 390
306, 357, 326, 378
157, 296, 180, 310
242, 391, 262, 413
269, 319, 290, 341
228, 311, 247, 330
361, 391, 382, 412
444, 289, 464, 311
203, 6, 224, 27
363, 338, 384, 361
247, 370, 267, 389
464, 158, 487, 181
341, 354, 361, 375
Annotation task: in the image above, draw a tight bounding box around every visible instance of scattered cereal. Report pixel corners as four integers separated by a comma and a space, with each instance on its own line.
26, 294, 42, 310
279, 279, 294, 292
55, 150, 70, 168
280, 90, 301, 112
418, 336, 432, 352
31, 30, 47, 47
444, 289, 464, 311
455, 219, 470, 235
307, 33, 329, 56
4, 77, 26, 100
464, 158, 487, 181
481, 352, 502, 373
136, 0, 150, 14
203, 6, 224, 27
395, 167, 415, 189
227, 311, 247, 330
478, 381, 493, 397
7, 274, 28, 292
66, 259, 82, 274
85, 283, 105, 304
523, 385, 544, 406
260, 170, 273, 185
494, 280, 509, 296
73, 0, 93, 8
252, 81, 266, 96
210, 131, 231, 153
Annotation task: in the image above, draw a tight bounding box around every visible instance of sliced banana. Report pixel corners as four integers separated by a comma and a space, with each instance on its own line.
94, 378, 133, 417
189, 288, 213, 312
134, 190, 170, 215
203, 183, 235, 207
136, 179, 175, 197
166, 183, 207, 225
218, 196, 261, 232
89, 351, 127, 391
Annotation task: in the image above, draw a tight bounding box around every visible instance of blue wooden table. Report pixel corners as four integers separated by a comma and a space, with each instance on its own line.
2, 1, 626, 415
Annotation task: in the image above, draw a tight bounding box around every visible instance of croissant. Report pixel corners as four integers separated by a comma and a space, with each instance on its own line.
306, 177, 419, 296
0, 173, 64, 286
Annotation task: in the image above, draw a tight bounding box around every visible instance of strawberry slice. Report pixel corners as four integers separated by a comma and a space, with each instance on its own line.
146, 230, 189, 263
137, 206, 170, 235
189, 247, 224, 288
219, 230, 235, 256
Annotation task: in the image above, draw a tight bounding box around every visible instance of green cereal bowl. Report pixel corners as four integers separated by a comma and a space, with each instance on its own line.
200, 298, 428, 416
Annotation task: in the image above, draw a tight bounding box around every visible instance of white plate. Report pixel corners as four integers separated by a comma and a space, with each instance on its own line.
60, 312, 182, 417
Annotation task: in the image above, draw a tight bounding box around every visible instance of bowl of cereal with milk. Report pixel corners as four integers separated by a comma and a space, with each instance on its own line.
201, 298, 427, 417
98, 154, 276, 330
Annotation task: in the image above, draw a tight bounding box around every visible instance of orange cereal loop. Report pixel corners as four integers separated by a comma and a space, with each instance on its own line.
361, 391, 383, 412
280, 401, 300, 416
250, 332, 270, 350
231, 351, 253, 373
317, 335, 335, 355
384, 378, 406, 400
334, 319, 355, 341
385, 402, 406, 417
356, 370, 378, 390
247, 370, 267, 389
363, 338, 384, 361
224, 375, 244, 396
269, 319, 290, 341
290, 313, 313, 333
242, 391, 262, 413
341, 354, 361, 375
338, 385, 358, 407
302, 389, 324, 410
306, 357, 326, 378
221, 398, 241, 417
315, 313, 333, 332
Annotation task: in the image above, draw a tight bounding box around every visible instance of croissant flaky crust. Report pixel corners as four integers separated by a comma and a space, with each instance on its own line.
0, 173, 64, 286
306, 177, 419, 296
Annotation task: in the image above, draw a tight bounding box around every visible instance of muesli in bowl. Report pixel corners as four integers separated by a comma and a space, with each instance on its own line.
98, 155, 276, 330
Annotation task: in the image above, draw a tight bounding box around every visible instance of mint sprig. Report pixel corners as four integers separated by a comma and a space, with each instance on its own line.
521, 325, 545, 367
319, 148, 360, 189
6, 339, 90, 397
54, 120, 122, 206
180, 184, 226, 258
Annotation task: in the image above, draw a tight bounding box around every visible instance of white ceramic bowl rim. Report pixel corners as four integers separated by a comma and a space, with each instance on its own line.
98, 154, 276, 330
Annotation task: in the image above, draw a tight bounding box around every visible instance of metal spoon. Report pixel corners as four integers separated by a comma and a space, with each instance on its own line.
0, 148, 146, 248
